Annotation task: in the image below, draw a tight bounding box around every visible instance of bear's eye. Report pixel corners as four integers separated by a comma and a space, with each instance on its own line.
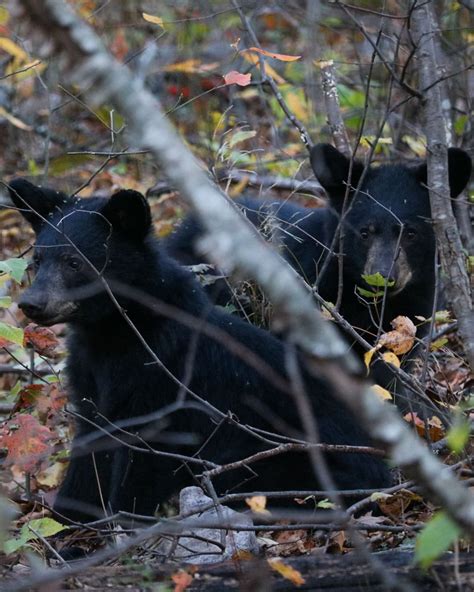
360, 228, 370, 240
405, 228, 417, 240
64, 256, 83, 271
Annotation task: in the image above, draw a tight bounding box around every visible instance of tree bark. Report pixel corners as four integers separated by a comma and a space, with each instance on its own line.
411, 1, 474, 371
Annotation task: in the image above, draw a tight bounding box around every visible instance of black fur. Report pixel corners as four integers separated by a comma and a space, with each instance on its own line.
165, 146, 472, 412
9, 180, 390, 523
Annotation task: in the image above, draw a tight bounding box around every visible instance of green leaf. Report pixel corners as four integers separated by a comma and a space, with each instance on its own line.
4, 517, 67, 555
45, 374, 60, 383
0, 296, 12, 308
27, 517, 68, 538
317, 498, 335, 509
454, 115, 468, 136
94, 106, 124, 130
446, 419, 470, 453
434, 310, 451, 323
227, 130, 256, 149
0, 322, 24, 346
361, 272, 395, 288
0, 258, 28, 283
49, 153, 93, 175
356, 286, 385, 299
414, 511, 461, 569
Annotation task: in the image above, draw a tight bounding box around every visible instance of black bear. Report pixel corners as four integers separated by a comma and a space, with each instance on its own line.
166, 145, 472, 411
9, 179, 390, 523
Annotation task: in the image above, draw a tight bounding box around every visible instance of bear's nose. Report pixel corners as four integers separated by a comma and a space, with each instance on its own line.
18, 299, 46, 319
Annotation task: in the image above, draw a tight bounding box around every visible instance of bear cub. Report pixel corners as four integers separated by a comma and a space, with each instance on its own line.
166, 145, 472, 413
9, 179, 390, 523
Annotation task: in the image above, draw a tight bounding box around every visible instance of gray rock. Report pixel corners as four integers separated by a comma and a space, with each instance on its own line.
157, 486, 258, 564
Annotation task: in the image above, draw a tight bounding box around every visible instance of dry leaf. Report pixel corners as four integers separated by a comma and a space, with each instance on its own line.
142, 12, 164, 27
0, 415, 54, 472
245, 495, 269, 514
364, 347, 376, 369
382, 351, 400, 368
0, 37, 28, 61
247, 47, 301, 61
0, 106, 32, 131
378, 315, 416, 355
404, 412, 444, 441
223, 70, 251, 86
371, 384, 392, 401
171, 570, 193, 592
24, 323, 59, 356
240, 50, 286, 84
268, 558, 305, 586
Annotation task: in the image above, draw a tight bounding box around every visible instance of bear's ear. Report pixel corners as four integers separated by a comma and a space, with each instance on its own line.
8, 178, 70, 234
101, 189, 151, 240
310, 144, 364, 204
414, 148, 472, 198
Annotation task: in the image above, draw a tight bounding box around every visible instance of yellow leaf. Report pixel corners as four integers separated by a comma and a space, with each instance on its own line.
245, 495, 270, 514
364, 347, 377, 370
268, 559, 305, 586
0, 106, 32, 131
382, 351, 400, 368
142, 12, 164, 27
247, 46, 301, 62
240, 50, 286, 84
402, 135, 426, 157
0, 37, 28, 61
371, 384, 393, 401
163, 59, 219, 74
0, 7, 10, 25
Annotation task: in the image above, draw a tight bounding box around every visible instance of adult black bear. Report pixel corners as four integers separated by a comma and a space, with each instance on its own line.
9, 179, 390, 523
166, 145, 472, 411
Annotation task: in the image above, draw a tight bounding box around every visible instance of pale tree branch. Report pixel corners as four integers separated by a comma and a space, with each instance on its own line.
12, 0, 474, 536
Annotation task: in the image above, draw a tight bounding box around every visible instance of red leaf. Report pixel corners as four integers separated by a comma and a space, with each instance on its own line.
223, 70, 251, 86
23, 323, 59, 357
0, 414, 54, 472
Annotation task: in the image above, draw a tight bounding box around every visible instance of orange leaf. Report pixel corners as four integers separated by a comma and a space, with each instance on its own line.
171, 570, 193, 592
268, 559, 305, 586
240, 51, 286, 84
223, 70, 251, 86
378, 315, 416, 355
0, 414, 54, 472
404, 412, 444, 441
23, 323, 59, 356
247, 47, 301, 62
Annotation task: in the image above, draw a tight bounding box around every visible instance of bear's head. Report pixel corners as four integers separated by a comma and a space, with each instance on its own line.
310, 144, 472, 294
8, 180, 152, 325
